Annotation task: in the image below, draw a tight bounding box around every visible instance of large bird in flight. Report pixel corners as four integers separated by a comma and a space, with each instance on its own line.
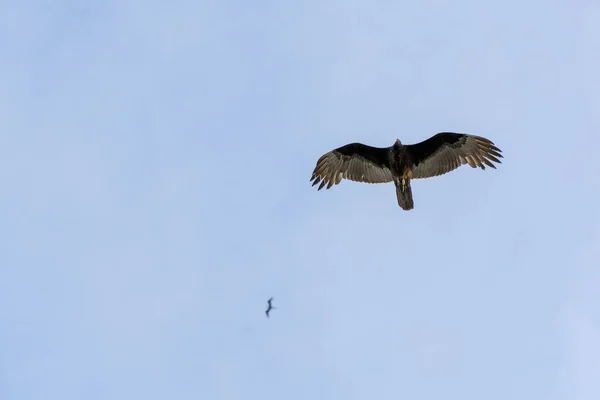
310, 132, 503, 210
265, 297, 276, 318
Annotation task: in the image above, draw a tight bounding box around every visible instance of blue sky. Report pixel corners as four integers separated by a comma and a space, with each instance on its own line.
1, 1, 600, 399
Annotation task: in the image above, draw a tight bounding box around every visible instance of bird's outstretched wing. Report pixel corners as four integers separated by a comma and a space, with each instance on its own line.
310, 143, 393, 190
406, 133, 503, 179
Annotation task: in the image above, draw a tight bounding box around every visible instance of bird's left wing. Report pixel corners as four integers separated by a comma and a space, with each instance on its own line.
310, 143, 393, 190
406, 133, 503, 179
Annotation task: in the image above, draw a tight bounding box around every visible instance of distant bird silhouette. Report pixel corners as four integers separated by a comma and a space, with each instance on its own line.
265, 297, 276, 318
310, 132, 503, 210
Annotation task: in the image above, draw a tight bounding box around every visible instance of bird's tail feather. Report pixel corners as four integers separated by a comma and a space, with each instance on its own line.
395, 181, 414, 210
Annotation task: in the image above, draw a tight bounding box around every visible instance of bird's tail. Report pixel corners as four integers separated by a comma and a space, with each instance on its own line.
395, 180, 414, 210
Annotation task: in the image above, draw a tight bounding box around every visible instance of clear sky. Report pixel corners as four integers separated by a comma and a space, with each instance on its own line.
1, 1, 600, 399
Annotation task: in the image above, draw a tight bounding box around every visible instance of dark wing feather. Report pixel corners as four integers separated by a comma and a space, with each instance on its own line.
406, 133, 503, 179
310, 143, 393, 190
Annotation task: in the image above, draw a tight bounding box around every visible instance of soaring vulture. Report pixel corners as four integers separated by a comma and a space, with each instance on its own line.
310, 132, 503, 210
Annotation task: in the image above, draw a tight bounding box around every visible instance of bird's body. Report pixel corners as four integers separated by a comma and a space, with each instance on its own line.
265, 297, 275, 318
388, 140, 416, 209
310, 132, 503, 210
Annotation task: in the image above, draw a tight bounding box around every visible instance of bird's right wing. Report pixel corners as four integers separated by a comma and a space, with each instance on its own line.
310, 143, 393, 190
406, 133, 503, 179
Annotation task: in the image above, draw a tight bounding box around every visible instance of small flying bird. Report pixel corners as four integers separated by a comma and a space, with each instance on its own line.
310, 132, 503, 210
265, 297, 276, 318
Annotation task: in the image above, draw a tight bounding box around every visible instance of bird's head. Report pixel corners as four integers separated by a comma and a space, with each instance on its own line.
394, 138, 402, 146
